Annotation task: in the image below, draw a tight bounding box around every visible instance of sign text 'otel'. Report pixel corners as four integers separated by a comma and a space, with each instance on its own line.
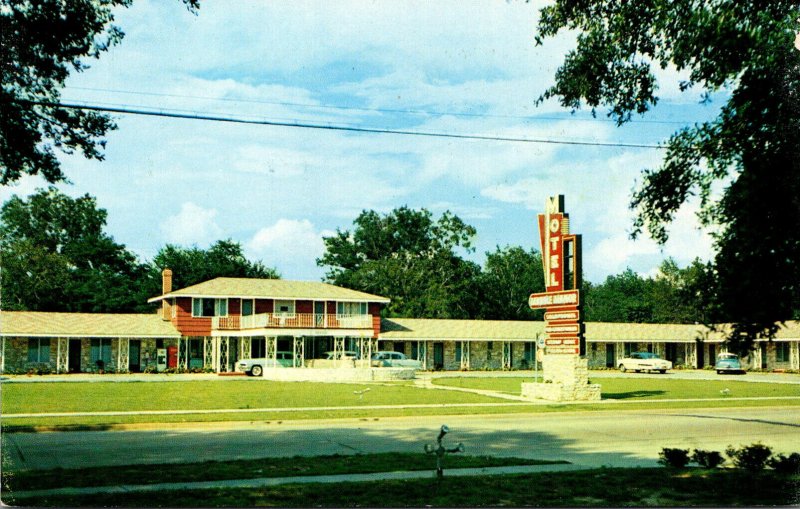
529, 195, 585, 356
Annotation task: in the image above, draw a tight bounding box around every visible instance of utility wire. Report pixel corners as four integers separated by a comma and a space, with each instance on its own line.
33, 100, 666, 149
66, 85, 693, 125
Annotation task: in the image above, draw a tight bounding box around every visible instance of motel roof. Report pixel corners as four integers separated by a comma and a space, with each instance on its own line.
380, 319, 800, 342
380, 318, 545, 340
148, 278, 391, 304
0, 311, 181, 338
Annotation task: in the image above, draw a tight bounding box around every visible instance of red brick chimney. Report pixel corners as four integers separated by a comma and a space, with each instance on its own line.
161, 268, 173, 321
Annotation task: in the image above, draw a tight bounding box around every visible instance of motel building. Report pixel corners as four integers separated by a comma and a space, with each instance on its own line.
1, 272, 799, 375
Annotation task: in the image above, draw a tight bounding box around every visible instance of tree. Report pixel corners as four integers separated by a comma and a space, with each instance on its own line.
144, 240, 280, 301
584, 268, 654, 323
317, 207, 481, 318
0, 0, 198, 184
0, 187, 147, 312
536, 1, 800, 353
478, 246, 545, 320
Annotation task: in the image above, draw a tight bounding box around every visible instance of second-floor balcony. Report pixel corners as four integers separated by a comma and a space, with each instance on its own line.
212, 313, 373, 331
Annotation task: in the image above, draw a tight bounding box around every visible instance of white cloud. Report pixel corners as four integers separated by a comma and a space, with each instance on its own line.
246, 219, 334, 279
161, 202, 222, 246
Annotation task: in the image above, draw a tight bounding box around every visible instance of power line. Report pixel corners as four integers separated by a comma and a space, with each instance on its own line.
33, 100, 666, 149
65, 85, 694, 126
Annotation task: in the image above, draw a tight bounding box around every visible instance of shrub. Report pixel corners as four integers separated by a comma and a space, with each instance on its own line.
768, 453, 800, 474
659, 448, 690, 468
691, 449, 725, 468
726, 443, 773, 471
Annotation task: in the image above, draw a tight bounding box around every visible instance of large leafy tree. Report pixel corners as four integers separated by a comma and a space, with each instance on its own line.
317, 207, 481, 318
145, 241, 281, 300
536, 1, 800, 353
0, 0, 198, 184
478, 246, 545, 320
0, 187, 147, 312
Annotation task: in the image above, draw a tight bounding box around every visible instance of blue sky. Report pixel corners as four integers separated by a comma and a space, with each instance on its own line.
3, 0, 729, 283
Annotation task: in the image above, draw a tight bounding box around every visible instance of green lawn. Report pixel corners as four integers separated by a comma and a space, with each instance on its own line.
7, 467, 799, 507
1, 380, 498, 414
3, 377, 800, 430
3, 453, 565, 492
433, 376, 800, 400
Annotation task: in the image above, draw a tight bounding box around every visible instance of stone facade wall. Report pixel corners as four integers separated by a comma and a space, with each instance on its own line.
2, 337, 57, 373
0, 337, 177, 374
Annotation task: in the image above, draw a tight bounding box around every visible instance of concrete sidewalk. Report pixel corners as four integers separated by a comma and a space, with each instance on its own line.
4, 462, 601, 501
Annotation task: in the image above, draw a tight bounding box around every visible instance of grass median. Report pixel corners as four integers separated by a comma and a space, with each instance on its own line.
2, 453, 566, 492
433, 376, 800, 400
7, 467, 799, 507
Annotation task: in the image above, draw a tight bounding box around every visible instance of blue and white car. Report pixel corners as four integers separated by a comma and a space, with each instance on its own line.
238, 351, 293, 376
715, 353, 746, 374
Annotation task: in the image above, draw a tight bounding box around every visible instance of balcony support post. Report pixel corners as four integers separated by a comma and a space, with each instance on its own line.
292, 336, 305, 368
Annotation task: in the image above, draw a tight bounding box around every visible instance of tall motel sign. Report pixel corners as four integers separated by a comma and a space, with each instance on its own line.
523, 195, 601, 401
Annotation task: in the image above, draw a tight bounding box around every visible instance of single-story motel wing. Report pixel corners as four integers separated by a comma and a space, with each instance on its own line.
2, 274, 799, 374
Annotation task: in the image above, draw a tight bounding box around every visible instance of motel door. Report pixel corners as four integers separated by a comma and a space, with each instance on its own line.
68, 339, 82, 373
433, 342, 444, 370
314, 301, 325, 327
605, 344, 615, 368
129, 340, 141, 372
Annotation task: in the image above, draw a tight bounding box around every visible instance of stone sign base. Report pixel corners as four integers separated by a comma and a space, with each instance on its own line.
521, 355, 601, 402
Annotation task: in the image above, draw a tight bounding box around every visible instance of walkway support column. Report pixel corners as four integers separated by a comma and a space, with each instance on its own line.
293, 336, 305, 368
117, 337, 130, 373
56, 337, 69, 374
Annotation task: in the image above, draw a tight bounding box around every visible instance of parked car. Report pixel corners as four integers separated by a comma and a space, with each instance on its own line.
715, 353, 746, 374
325, 350, 360, 360
238, 351, 293, 376
617, 352, 672, 373
371, 351, 423, 369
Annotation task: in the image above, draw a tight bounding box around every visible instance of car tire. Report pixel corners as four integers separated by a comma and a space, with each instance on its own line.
619, 365, 626, 373
717, 370, 722, 374
659, 369, 666, 374
251, 365, 263, 377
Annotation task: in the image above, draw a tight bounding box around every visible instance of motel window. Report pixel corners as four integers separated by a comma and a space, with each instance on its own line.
274, 300, 295, 316
524, 342, 535, 362
192, 298, 228, 317
27, 338, 50, 363
337, 302, 368, 315
624, 342, 634, 357
90, 338, 112, 365
777, 342, 790, 363
241, 299, 254, 316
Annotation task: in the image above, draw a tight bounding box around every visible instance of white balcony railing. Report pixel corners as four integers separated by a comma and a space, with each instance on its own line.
212, 313, 373, 331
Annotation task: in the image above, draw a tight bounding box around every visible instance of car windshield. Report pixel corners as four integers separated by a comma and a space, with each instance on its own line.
634, 352, 660, 359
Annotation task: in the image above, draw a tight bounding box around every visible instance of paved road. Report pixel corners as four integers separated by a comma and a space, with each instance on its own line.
4, 407, 799, 472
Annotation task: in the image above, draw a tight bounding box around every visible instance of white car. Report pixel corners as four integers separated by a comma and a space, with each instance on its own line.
238, 351, 293, 376
617, 352, 672, 373
371, 351, 422, 369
